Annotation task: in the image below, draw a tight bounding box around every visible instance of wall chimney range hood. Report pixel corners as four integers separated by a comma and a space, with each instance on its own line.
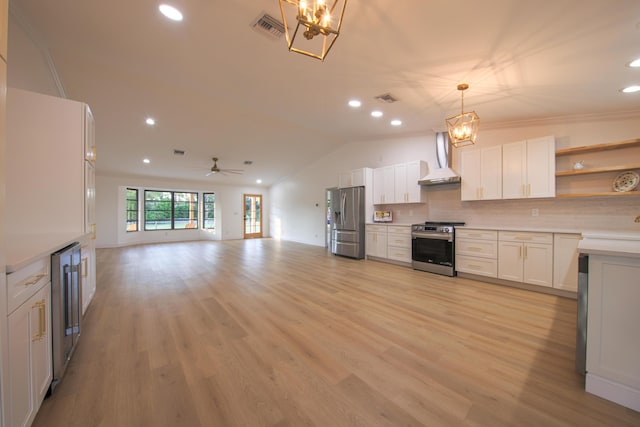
418, 132, 461, 186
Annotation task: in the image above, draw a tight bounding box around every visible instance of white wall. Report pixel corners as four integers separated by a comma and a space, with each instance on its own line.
96, 173, 268, 248
270, 134, 439, 246
271, 112, 640, 246
7, 8, 61, 96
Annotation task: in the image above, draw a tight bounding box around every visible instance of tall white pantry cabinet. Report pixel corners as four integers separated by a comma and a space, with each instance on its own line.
6, 89, 97, 315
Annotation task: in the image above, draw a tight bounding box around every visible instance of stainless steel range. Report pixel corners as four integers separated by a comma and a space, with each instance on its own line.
411, 221, 465, 276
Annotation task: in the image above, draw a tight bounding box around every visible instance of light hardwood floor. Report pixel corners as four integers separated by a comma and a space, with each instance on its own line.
33, 239, 640, 427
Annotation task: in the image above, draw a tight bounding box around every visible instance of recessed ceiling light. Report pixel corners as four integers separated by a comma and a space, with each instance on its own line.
348, 99, 362, 108
159, 4, 183, 21
143, 158, 151, 164
629, 58, 640, 68
146, 117, 155, 125
390, 119, 402, 126
256, 179, 263, 184
371, 110, 383, 118
621, 85, 640, 93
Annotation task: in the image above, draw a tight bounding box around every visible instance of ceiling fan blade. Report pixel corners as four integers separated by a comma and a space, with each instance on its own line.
205, 170, 217, 176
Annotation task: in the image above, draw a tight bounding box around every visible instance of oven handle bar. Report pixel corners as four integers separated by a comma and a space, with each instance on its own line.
412, 232, 453, 241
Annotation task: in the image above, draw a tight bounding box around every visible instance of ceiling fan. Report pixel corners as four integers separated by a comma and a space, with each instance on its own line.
206, 157, 243, 176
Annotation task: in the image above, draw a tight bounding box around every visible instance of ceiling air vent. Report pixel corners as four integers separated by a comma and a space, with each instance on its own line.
375, 93, 399, 103
251, 13, 285, 40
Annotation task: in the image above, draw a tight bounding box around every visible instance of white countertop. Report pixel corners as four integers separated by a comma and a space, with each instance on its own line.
6, 232, 91, 273
578, 232, 640, 258
457, 225, 584, 234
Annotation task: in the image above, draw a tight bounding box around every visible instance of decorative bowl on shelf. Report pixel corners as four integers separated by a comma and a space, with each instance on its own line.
573, 160, 585, 170
612, 171, 639, 192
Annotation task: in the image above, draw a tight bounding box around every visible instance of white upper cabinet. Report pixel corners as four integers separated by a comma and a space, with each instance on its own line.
374, 161, 427, 205
339, 167, 369, 188
394, 161, 427, 203
461, 146, 502, 201
503, 136, 556, 199
373, 166, 395, 204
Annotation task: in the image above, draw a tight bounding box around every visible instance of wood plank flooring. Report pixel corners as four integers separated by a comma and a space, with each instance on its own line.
33, 239, 640, 426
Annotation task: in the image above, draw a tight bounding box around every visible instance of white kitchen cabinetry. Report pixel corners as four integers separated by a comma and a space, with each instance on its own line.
338, 167, 368, 188
394, 161, 427, 203
366, 224, 387, 258
7, 262, 52, 427
455, 229, 498, 277
502, 136, 556, 199
386, 225, 412, 263
373, 166, 395, 204
374, 161, 427, 205
553, 233, 581, 292
498, 231, 553, 287
578, 237, 640, 412
81, 239, 96, 315
460, 146, 502, 201
7, 88, 98, 314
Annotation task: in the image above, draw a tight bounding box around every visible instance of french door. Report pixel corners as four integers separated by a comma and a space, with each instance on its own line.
243, 194, 262, 239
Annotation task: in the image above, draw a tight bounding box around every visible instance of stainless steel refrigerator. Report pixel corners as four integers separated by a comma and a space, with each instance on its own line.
330, 186, 365, 259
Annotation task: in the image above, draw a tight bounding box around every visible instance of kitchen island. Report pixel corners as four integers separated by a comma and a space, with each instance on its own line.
578, 232, 640, 412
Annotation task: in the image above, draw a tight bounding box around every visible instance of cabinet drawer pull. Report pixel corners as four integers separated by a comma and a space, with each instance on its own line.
82, 257, 89, 278
469, 264, 482, 270
32, 300, 46, 342
24, 274, 46, 287
468, 247, 482, 251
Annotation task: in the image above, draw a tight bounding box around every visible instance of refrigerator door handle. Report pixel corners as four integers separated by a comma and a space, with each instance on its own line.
341, 192, 347, 226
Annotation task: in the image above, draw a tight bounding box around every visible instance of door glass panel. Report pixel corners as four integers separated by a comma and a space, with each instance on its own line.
244, 194, 262, 238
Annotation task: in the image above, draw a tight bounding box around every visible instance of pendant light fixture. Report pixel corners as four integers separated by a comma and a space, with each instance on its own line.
446, 83, 480, 148
279, 0, 347, 61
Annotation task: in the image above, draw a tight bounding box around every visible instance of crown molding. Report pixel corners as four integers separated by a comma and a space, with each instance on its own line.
482, 109, 640, 130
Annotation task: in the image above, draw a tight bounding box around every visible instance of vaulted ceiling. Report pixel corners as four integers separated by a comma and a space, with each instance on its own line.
9, 0, 640, 186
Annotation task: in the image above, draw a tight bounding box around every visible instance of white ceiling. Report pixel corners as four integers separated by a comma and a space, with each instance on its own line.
10, 0, 640, 186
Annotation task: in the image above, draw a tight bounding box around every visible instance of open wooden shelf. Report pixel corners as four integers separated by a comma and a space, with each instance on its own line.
555, 138, 640, 156
556, 191, 640, 198
556, 163, 640, 177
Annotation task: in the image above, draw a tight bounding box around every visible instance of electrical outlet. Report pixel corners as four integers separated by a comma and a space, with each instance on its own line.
531, 208, 539, 217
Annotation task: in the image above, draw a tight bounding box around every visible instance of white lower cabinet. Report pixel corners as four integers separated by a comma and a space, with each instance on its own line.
8, 282, 52, 427
366, 224, 412, 263
386, 225, 411, 262
455, 229, 498, 277
366, 225, 388, 258
498, 231, 553, 287
553, 233, 581, 292
81, 239, 97, 314
584, 253, 640, 411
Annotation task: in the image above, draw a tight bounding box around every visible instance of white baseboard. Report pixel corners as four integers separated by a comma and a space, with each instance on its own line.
586, 373, 640, 412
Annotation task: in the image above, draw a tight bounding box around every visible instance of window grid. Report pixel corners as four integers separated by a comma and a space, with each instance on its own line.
203, 193, 215, 229
143, 190, 199, 231
126, 188, 138, 232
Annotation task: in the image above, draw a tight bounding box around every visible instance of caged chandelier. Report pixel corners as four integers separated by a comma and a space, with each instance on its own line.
446, 83, 480, 148
279, 0, 347, 61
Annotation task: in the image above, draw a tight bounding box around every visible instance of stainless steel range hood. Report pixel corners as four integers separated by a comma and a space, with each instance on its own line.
418, 132, 461, 186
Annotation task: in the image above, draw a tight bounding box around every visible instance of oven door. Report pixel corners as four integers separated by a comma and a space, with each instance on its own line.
411, 232, 455, 276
